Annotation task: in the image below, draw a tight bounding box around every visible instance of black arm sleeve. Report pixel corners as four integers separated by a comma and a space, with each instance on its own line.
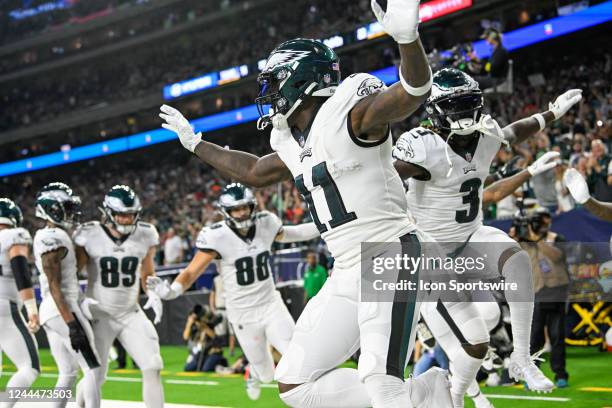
11, 255, 33, 291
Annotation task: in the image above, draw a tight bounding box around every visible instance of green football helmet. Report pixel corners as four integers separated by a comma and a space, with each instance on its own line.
255, 38, 340, 129
217, 183, 257, 229
102, 185, 142, 235
0, 198, 23, 228
35, 182, 81, 228
425, 68, 483, 136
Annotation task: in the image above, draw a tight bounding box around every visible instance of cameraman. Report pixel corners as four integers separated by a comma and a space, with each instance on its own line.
183, 305, 227, 372
473, 28, 509, 90
510, 209, 570, 388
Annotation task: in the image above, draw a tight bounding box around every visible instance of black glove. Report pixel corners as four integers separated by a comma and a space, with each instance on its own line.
67, 319, 89, 353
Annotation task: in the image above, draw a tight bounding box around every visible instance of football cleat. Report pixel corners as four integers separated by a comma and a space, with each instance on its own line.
410, 367, 453, 408
244, 365, 261, 400
509, 350, 554, 393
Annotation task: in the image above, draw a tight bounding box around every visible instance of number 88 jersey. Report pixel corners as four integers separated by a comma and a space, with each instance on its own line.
394, 127, 501, 242
195, 211, 282, 313
73, 221, 159, 316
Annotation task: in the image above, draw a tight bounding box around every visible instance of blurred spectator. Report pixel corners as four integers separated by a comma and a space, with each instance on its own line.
163, 227, 184, 265
303, 251, 327, 303
514, 210, 570, 388
473, 28, 509, 89
585, 139, 612, 202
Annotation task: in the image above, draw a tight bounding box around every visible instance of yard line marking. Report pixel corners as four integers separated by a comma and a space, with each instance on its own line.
580, 387, 612, 392
484, 394, 570, 402
166, 379, 219, 386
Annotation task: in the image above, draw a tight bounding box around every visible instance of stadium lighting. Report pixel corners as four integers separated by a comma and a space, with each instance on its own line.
1, 0, 611, 178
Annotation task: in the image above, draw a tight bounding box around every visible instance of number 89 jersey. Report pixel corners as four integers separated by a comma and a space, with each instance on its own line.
394, 127, 501, 242
195, 211, 282, 313
73, 221, 159, 316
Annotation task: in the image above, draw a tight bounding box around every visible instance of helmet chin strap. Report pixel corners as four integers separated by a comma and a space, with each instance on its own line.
442, 114, 509, 177
257, 83, 319, 131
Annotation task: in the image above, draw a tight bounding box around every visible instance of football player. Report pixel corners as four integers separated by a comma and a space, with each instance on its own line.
0, 198, 40, 408
159, 1, 454, 406
147, 183, 320, 400
73, 185, 164, 408
33, 182, 102, 408
392, 68, 581, 405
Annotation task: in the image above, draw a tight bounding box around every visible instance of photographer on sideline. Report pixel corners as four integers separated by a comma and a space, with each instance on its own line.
183, 304, 227, 372
510, 208, 570, 388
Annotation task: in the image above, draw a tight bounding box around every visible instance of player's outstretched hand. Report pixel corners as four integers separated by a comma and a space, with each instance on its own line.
563, 168, 591, 204
549, 89, 582, 119
159, 104, 202, 152
371, 0, 420, 44
527, 151, 560, 176
143, 291, 163, 325
80, 297, 99, 320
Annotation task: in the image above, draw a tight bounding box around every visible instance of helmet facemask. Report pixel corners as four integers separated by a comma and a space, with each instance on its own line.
101, 187, 142, 235
426, 92, 484, 137
36, 192, 82, 229
217, 183, 257, 230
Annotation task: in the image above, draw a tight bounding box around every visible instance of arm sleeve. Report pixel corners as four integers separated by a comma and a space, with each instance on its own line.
195, 228, 219, 253
276, 223, 320, 243
392, 129, 433, 180
11, 255, 32, 290
148, 225, 160, 248
35, 230, 66, 255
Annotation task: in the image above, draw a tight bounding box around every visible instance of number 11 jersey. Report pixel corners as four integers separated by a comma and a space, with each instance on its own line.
270, 73, 415, 270
394, 127, 501, 242
195, 211, 282, 312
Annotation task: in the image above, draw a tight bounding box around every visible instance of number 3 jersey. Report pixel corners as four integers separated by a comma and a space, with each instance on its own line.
0, 227, 32, 303
393, 127, 501, 242
270, 73, 414, 269
195, 211, 282, 313
73, 221, 159, 316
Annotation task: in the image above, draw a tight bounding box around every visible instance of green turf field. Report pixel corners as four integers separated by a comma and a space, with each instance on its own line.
2, 346, 611, 407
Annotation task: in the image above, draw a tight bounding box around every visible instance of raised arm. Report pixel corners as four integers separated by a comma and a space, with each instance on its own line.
483, 152, 560, 205
351, 0, 432, 140
41, 248, 74, 323
503, 89, 582, 145
146, 249, 216, 301
564, 168, 612, 221
159, 105, 291, 188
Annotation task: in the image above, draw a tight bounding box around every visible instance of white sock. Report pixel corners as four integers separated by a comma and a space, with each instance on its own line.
502, 251, 534, 360
0, 368, 39, 408
364, 375, 411, 408
280, 368, 371, 408
51, 374, 77, 408
79, 369, 101, 408
142, 369, 164, 408
449, 351, 482, 408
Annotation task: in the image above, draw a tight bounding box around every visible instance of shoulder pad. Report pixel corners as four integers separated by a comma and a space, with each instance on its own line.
339, 73, 386, 99
7, 228, 32, 246
393, 129, 429, 165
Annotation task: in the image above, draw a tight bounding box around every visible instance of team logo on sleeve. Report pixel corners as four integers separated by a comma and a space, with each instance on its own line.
357, 77, 385, 96
393, 137, 415, 160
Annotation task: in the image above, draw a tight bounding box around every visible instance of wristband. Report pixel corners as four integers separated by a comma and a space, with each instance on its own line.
531, 113, 546, 131
399, 67, 433, 97
170, 281, 185, 297
24, 298, 37, 318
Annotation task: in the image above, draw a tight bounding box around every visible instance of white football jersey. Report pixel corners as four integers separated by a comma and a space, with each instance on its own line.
394, 127, 501, 242
73, 221, 159, 316
34, 227, 80, 324
195, 211, 282, 312
0, 227, 32, 303
271, 73, 414, 269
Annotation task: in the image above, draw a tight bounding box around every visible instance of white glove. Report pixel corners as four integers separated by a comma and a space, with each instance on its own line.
159, 104, 202, 152
549, 89, 582, 119
563, 168, 591, 204
371, 0, 421, 44
143, 291, 163, 325
80, 297, 99, 320
528, 151, 560, 176
146, 276, 183, 300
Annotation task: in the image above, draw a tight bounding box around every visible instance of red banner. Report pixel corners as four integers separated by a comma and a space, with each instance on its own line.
420, 0, 473, 23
